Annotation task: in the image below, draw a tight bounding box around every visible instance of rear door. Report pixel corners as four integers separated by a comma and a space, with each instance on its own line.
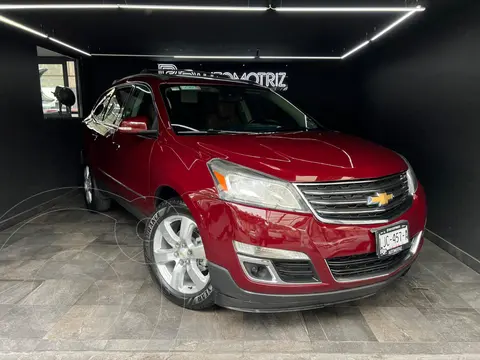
108, 83, 158, 215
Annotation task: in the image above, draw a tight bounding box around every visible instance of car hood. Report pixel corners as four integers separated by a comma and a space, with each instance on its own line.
180, 131, 408, 182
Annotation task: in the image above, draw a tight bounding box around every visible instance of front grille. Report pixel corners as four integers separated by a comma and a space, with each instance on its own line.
271, 260, 319, 283
296, 172, 412, 223
326, 249, 409, 281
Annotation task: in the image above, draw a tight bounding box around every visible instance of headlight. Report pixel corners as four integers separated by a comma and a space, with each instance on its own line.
208, 159, 308, 212
399, 154, 418, 194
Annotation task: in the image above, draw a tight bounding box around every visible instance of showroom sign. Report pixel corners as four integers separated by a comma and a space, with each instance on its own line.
157, 63, 288, 91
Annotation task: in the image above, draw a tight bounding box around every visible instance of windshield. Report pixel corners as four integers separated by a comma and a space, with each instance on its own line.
161, 84, 321, 134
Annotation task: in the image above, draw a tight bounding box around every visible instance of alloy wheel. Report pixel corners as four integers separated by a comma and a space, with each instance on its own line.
153, 215, 209, 295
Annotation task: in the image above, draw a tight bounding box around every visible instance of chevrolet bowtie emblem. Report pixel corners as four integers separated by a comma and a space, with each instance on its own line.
367, 192, 394, 207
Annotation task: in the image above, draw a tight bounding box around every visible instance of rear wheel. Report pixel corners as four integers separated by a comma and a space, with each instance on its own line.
144, 198, 214, 310
83, 165, 111, 212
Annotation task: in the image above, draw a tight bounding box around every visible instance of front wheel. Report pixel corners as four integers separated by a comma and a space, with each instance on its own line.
144, 198, 214, 310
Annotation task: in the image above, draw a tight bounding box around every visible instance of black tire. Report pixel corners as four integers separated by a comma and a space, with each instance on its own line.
83, 165, 111, 212
144, 198, 215, 310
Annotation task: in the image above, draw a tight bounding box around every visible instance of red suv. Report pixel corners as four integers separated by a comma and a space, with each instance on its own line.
82, 70, 427, 312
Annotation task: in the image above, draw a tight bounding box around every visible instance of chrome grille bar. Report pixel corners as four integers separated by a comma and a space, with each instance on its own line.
303, 185, 407, 196
295, 172, 412, 224
309, 199, 366, 205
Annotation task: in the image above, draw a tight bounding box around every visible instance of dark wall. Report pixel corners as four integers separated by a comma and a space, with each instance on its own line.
80, 57, 155, 112
0, 26, 82, 228
352, 1, 480, 260
81, 58, 359, 133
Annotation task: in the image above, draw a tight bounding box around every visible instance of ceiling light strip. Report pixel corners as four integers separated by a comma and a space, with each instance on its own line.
174, 55, 256, 59
0, 14, 90, 56
49, 37, 91, 56
91, 53, 172, 58
340, 8, 422, 59
120, 5, 266, 11
341, 40, 370, 59
260, 56, 341, 60
0, 4, 266, 11
0, 4, 119, 9
371, 10, 418, 41
0, 4, 426, 12
274, 7, 425, 12
0, 14, 48, 38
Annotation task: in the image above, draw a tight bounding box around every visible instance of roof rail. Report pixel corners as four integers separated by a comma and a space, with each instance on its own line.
139, 68, 260, 86
141, 68, 229, 78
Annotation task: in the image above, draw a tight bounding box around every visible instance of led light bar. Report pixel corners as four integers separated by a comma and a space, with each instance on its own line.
371, 10, 417, 41
274, 6, 425, 12
0, 4, 266, 11
0, 14, 90, 56
0, 14, 47, 38
0, 4, 426, 12
120, 5, 266, 11
91, 53, 173, 58
174, 55, 256, 60
260, 56, 341, 60
0, 4, 119, 10
49, 37, 91, 56
341, 40, 370, 59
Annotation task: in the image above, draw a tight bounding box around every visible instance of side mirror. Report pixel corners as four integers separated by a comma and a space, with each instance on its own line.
118, 116, 149, 134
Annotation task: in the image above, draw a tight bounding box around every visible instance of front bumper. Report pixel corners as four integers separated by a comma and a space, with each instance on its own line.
210, 262, 411, 312
187, 183, 427, 305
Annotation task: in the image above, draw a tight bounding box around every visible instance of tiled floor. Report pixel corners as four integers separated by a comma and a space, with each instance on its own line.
0, 194, 479, 359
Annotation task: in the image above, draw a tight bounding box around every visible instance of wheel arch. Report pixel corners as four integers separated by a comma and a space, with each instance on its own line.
154, 185, 182, 208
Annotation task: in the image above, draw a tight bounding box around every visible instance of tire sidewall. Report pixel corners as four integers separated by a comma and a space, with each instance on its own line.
144, 199, 214, 310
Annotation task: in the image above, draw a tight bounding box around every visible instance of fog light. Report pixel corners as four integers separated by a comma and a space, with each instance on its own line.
237, 254, 279, 283
244, 262, 273, 281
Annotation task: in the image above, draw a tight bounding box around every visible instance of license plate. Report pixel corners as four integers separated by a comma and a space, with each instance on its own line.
375, 222, 409, 257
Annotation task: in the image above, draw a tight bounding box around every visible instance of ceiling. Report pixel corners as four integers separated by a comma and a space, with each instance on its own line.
0, 0, 453, 59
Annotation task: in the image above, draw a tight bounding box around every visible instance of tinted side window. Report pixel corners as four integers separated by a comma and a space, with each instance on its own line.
123, 84, 156, 129
103, 86, 132, 126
